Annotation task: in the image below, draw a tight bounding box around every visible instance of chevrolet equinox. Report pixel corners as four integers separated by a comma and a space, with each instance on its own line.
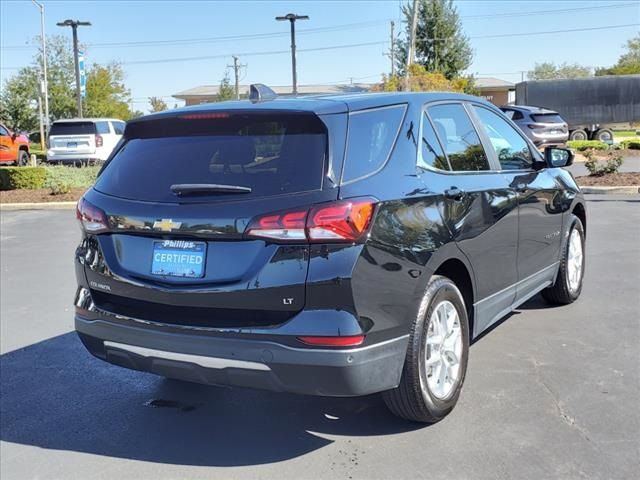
74, 89, 586, 423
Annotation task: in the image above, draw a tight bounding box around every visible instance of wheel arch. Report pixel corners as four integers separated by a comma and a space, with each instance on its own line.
572, 202, 587, 237
431, 257, 475, 339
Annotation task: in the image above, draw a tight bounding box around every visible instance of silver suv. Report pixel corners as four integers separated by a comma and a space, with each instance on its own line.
500, 105, 568, 147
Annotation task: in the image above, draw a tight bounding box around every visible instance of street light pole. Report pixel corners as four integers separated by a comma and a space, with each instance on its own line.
275, 13, 308, 95
57, 19, 91, 118
31, 0, 49, 142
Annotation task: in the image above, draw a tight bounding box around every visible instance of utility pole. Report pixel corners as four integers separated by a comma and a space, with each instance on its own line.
57, 19, 91, 118
32, 0, 49, 142
275, 13, 309, 95
390, 21, 396, 76
405, 0, 419, 91
227, 56, 247, 100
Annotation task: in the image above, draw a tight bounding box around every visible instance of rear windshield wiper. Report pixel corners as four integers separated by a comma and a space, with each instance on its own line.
170, 183, 252, 196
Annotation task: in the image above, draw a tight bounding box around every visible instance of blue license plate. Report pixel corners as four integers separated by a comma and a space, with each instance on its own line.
151, 240, 206, 278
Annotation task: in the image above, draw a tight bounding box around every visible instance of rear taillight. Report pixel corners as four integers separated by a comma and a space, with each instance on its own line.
76, 197, 109, 233
95, 134, 103, 147
527, 123, 543, 130
297, 335, 365, 347
245, 198, 376, 243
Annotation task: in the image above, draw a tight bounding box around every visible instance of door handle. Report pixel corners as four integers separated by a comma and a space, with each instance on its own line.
444, 186, 465, 201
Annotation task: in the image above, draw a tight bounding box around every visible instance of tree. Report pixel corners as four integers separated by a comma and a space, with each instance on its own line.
373, 64, 476, 94
596, 34, 640, 76
149, 96, 168, 112
528, 62, 592, 80
85, 63, 132, 119
0, 74, 38, 132
396, 0, 472, 80
1, 34, 135, 130
217, 71, 235, 101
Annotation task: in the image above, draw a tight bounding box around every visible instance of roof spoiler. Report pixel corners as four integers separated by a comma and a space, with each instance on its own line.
249, 84, 277, 103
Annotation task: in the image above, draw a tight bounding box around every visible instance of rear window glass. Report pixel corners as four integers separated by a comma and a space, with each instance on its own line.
531, 113, 564, 123
49, 122, 96, 136
341, 104, 406, 183
94, 113, 327, 203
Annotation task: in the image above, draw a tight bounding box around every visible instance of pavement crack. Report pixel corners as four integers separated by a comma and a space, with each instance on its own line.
530, 358, 593, 443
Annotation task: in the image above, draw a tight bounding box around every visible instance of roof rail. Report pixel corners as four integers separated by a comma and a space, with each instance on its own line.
249, 84, 277, 103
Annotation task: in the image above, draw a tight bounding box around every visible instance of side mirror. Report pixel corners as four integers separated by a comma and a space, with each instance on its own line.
11, 131, 17, 140
544, 147, 574, 168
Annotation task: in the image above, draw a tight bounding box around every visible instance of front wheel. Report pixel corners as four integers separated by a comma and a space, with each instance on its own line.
383, 275, 469, 423
542, 215, 585, 305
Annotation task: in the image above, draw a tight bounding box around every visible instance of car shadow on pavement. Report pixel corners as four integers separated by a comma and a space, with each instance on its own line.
0, 332, 421, 467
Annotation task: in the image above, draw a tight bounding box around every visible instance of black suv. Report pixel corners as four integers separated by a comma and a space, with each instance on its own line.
74, 90, 586, 423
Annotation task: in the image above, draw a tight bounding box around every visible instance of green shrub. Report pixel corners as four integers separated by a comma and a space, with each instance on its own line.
49, 181, 73, 195
43, 165, 101, 189
0, 167, 47, 190
585, 153, 624, 176
566, 140, 609, 151
620, 139, 640, 150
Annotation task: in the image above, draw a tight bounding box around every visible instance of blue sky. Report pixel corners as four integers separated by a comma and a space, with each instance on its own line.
1, 0, 639, 112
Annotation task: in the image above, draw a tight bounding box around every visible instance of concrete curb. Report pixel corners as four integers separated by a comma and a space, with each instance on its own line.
0, 201, 77, 211
580, 186, 640, 195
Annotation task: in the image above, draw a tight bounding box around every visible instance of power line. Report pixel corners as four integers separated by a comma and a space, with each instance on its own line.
121, 23, 639, 66
463, 2, 638, 19
471, 23, 640, 40
119, 41, 387, 66
0, 19, 389, 50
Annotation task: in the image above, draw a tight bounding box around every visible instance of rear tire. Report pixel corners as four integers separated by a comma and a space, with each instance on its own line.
17, 150, 29, 166
569, 129, 588, 141
383, 275, 469, 423
542, 215, 585, 305
593, 128, 613, 143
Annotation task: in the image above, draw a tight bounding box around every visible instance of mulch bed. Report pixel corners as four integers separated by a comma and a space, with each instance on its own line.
0, 187, 86, 203
575, 172, 640, 186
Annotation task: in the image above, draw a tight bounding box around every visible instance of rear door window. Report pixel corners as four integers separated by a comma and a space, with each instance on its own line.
418, 111, 449, 171
49, 122, 96, 136
473, 106, 533, 170
96, 121, 111, 134
112, 121, 125, 135
341, 104, 406, 183
427, 103, 490, 172
531, 113, 564, 123
94, 113, 328, 203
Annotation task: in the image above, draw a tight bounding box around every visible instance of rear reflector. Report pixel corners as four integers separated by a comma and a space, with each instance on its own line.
76, 197, 109, 233
297, 335, 365, 347
245, 198, 376, 243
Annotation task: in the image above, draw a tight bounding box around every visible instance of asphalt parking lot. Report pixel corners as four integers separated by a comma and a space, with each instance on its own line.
1, 195, 639, 480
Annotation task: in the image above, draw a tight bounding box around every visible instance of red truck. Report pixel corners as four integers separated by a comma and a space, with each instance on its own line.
0, 122, 30, 165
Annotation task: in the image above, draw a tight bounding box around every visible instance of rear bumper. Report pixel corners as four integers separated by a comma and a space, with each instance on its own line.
47, 151, 105, 163
75, 315, 408, 397
528, 131, 569, 146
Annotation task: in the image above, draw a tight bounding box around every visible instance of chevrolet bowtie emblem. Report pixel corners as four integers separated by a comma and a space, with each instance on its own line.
153, 219, 182, 232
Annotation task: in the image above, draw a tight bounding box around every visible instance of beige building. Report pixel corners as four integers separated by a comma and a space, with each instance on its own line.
474, 77, 515, 106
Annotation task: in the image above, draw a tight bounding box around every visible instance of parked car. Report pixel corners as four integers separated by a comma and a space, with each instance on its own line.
0, 122, 30, 165
500, 105, 569, 147
74, 90, 586, 423
47, 118, 125, 164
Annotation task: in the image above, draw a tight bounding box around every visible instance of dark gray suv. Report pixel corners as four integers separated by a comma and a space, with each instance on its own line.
75, 91, 586, 423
